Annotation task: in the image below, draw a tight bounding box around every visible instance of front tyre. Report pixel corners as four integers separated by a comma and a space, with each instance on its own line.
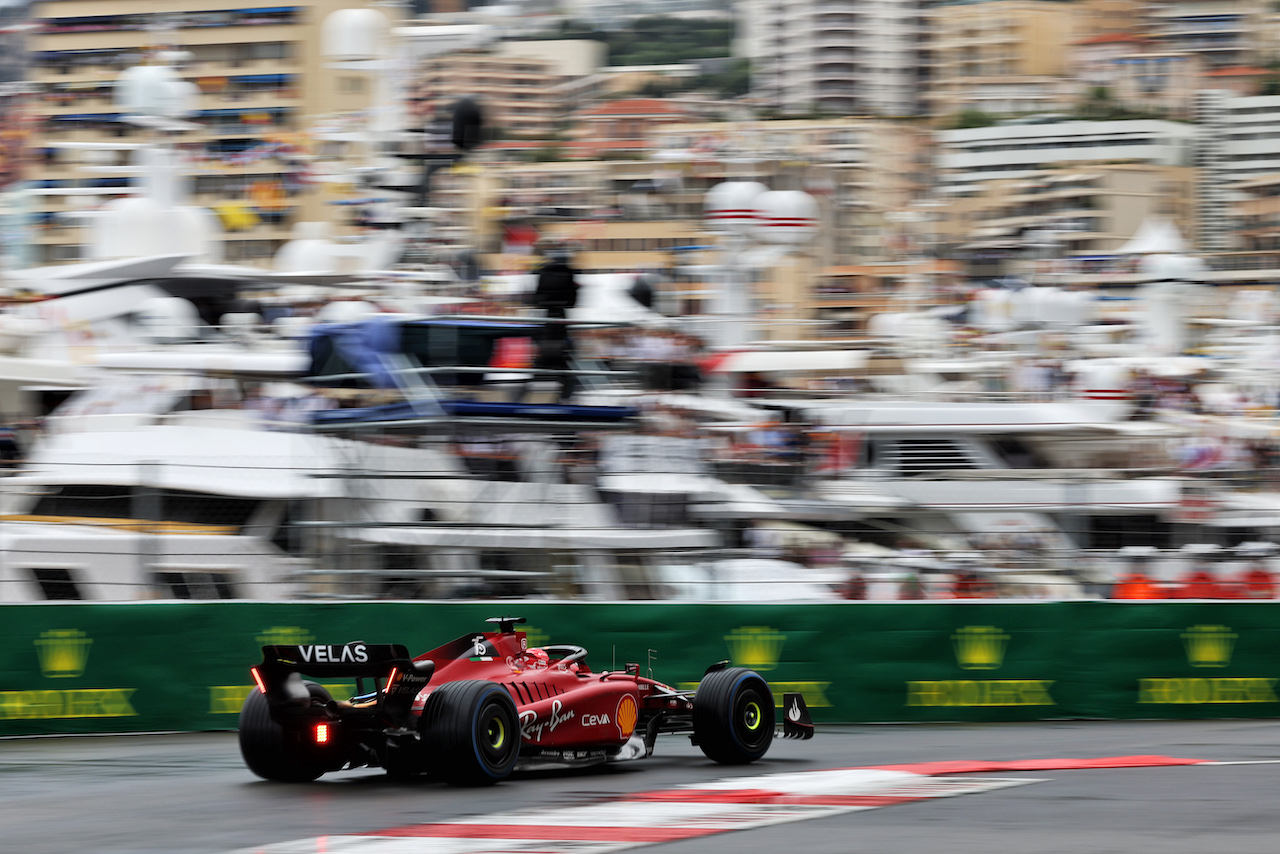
420, 681, 520, 785
238, 681, 332, 782
693, 667, 774, 765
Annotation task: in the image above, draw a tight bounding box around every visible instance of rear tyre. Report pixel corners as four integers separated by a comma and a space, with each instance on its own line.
420, 680, 520, 785
238, 681, 331, 782
692, 667, 774, 765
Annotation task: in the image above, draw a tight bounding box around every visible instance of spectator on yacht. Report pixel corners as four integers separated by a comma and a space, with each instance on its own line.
737, 371, 777, 398
1241, 562, 1276, 599
839, 570, 868, 600
0, 424, 21, 467
526, 241, 580, 401
898, 573, 925, 599
951, 571, 993, 599
1111, 569, 1159, 599
1173, 562, 1222, 598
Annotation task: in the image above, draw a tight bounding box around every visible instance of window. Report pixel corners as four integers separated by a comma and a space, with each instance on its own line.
32, 486, 260, 530
339, 76, 366, 94
152, 570, 239, 600
29, 567, 81, 600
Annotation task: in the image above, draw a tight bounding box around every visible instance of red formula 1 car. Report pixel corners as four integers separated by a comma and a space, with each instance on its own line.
240, 616, 813, 784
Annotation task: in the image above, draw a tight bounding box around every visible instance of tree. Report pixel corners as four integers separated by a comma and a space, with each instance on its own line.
952, 108, 997, 129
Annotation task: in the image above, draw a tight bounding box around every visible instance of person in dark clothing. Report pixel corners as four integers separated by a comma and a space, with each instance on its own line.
528, 244, 580, 401
532, 245, 579, 319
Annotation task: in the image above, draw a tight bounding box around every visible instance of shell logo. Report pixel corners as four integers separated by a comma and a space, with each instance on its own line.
615, 694, 638, 739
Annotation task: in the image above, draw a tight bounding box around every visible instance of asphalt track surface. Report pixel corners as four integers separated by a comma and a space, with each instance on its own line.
2, 719, 1278, 854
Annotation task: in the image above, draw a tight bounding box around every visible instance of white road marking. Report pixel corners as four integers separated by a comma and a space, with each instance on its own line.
226, 768, 1038, 854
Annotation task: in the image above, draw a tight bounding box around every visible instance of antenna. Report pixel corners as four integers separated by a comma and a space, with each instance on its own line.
612, 644, 616, 673
647, 649, 657, 680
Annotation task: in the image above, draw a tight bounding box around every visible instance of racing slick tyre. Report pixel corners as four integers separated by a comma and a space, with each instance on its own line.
420, 680, 520, 785
238, 681, 332, 782
692, 667, 774, 765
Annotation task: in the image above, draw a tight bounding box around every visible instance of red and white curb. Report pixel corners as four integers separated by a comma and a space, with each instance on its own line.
231, 767, 1039, 854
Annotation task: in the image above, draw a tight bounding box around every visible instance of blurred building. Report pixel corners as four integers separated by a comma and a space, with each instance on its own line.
1144, 0, 1269, 71
937, 118, 1197, 195
741, 0, 931, 117
1071, 36, 1204, 119
25, 0, 384, 267
1232, 173, 1280, 253
1071, 0, 1144, 42
567, 98, 696, 160
927, 0, 1079, 123
942, 163, 1196, 260
1195, 89, 1280, 251
409, 40, 605, 141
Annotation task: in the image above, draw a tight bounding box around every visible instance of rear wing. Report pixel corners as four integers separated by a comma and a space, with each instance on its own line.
252, 642, 434, 725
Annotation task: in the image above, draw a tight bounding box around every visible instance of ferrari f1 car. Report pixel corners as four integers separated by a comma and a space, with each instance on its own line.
239, 616, 814, 784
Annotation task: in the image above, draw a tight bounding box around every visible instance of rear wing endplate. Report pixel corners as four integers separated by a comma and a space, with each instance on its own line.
780, 692, 815, 740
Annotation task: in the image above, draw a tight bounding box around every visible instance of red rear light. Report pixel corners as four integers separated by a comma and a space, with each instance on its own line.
386, 666, 399, 692
315, 723, 330, 745
250, 667, 266, 695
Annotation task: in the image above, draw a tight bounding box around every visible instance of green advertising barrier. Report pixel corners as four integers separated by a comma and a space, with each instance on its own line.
2, 601, 1279, 737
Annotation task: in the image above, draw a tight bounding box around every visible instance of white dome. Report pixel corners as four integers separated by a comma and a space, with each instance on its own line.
322, 8, 391, 61
171, 205, 224, 265
704, 181, 768, 235
163, 79, 200, 119
274, 238, 338, 274
134, 297, 202, 344
115, 65, 194, 118
89, 196, 170, 259
752, 190, 818, 245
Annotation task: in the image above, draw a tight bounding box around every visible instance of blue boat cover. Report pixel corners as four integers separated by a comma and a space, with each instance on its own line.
310, 399, 638, 425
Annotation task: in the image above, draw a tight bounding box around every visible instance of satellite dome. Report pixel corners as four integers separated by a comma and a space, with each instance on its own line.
752, 190, 818, 245
704, 181, 767, 235
322, 8, 391, 61
114, 64, 196, 119
134, 297, 202, 344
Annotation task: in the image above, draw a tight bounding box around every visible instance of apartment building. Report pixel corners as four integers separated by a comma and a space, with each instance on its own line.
1233, 173, 1280, 252
1194, 89, 1280, 251
927, 0, 1078, 122
743, 0, 930, 118
1145, 0, 1268, 70
1071, 35, 1204, 119
937, 118, 1197, 193
409, 40, 605, 141
1072, 0, 1145, 41
27, 0, 382, 267
567, 98, 695, 160
945, 163, 1196, 257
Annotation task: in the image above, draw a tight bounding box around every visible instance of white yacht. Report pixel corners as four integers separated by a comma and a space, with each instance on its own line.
0, 315, 728, 603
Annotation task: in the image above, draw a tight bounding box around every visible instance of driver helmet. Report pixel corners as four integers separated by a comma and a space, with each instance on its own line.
526, 647, 550, 669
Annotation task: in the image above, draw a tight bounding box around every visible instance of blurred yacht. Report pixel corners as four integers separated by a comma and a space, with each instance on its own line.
0, 315, 732, 602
